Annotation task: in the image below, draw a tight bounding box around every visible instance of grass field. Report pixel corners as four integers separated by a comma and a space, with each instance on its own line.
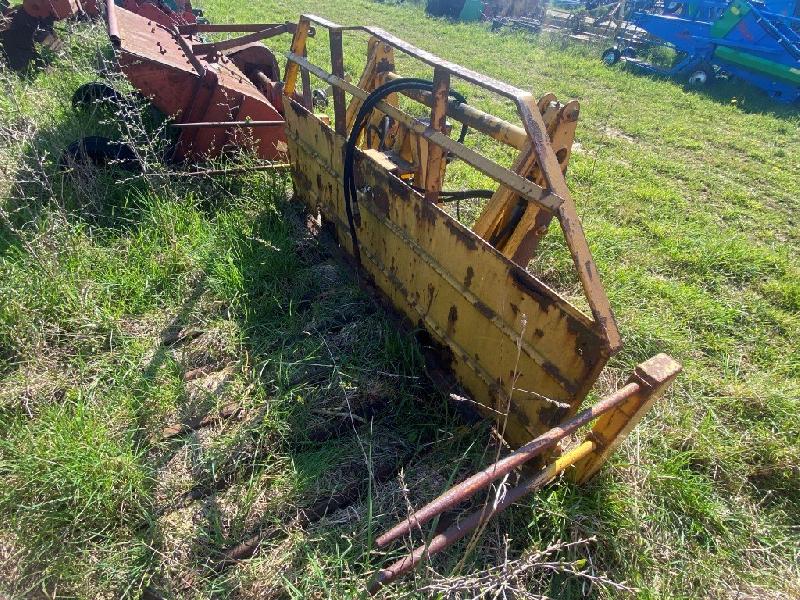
0, 0, 798, 598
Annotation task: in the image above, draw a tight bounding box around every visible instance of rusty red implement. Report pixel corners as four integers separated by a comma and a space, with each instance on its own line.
104, 0, 312, 162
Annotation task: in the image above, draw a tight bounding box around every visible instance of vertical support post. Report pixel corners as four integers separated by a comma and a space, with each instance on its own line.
301, 46, 313, 110
329, 28, 347, 136
570, 353, 682, 484
473, 94, 560, 245
505, 102, 581, 264
514, 94, 622, 352
345, 37, 380, 131
472, 142, 537, 242
424, 66, 450, 204
284, 17, 311, 98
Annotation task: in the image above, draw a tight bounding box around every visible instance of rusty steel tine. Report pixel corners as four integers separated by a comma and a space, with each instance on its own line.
374, 382, 640, 549
368, 440, 597, 594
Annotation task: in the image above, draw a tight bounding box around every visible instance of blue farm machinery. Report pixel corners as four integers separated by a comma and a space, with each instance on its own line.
602, 0, 800, 102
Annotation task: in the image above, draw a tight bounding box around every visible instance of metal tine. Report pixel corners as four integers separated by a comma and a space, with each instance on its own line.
368, 439, 598, 593
374, 381, 641, 549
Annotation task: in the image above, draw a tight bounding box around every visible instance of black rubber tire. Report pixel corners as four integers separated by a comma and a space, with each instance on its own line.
71, 82, 124, 111
60, 136, 140, 172
601, 47, 621, 66
686, 63, 714, 87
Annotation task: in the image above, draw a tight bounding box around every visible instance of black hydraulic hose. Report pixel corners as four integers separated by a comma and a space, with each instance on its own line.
437, 189, 495, 202
371, 78, 468, 142
440, 88, 469, 145
344, 77, 466, 267
375, 115, 392, 151
344, 79, 431, 266
343, 79, 474, 268
488, 198, 527, 247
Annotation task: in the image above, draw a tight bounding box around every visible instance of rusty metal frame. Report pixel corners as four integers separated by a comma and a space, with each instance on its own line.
285, 94, 601, 446
190, 23, 298, 55
169, 120, 285, 129
282, 16, 622, 447
106, 0, 293, 162
287, 53, 564, 213
176, 22, 304, 35
278, 17, 680, 588
284, 15, 621, 351
173, 68, 220, 160
282, 14, 623, 448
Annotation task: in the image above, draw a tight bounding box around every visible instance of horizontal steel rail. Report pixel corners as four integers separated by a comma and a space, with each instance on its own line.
285, 52, 563, 213
169, 120, 285, 128
177, 22, 302, 34
191, 24, 290, 54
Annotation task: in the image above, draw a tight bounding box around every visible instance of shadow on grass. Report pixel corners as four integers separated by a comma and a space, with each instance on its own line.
691, 78, 799, 116
119, 191, 480, 597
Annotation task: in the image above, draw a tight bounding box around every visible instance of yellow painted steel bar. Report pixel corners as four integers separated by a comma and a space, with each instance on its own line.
384, 71, 529, 150
288, 15, 621, 349
284, 99, 610, 449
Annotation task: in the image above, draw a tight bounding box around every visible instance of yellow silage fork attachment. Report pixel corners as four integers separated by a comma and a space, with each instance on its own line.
278, 15, 681, 591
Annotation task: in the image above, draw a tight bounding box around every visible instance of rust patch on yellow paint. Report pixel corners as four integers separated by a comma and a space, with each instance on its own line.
464, 266, 474, 289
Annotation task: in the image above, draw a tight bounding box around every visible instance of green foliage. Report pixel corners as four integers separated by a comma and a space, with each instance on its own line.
0, 396, 151, 592
0, 399, 148, 535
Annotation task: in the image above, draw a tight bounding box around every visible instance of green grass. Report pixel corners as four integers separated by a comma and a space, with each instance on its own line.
1, 1, 799, 598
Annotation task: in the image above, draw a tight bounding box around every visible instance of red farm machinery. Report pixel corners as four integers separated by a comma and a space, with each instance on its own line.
61, 0, 315, 168
0, 0, 203, 70
105, 2, 293, 162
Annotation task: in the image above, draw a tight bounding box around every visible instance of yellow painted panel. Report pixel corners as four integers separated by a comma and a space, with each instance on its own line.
285, 100, 610, 448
